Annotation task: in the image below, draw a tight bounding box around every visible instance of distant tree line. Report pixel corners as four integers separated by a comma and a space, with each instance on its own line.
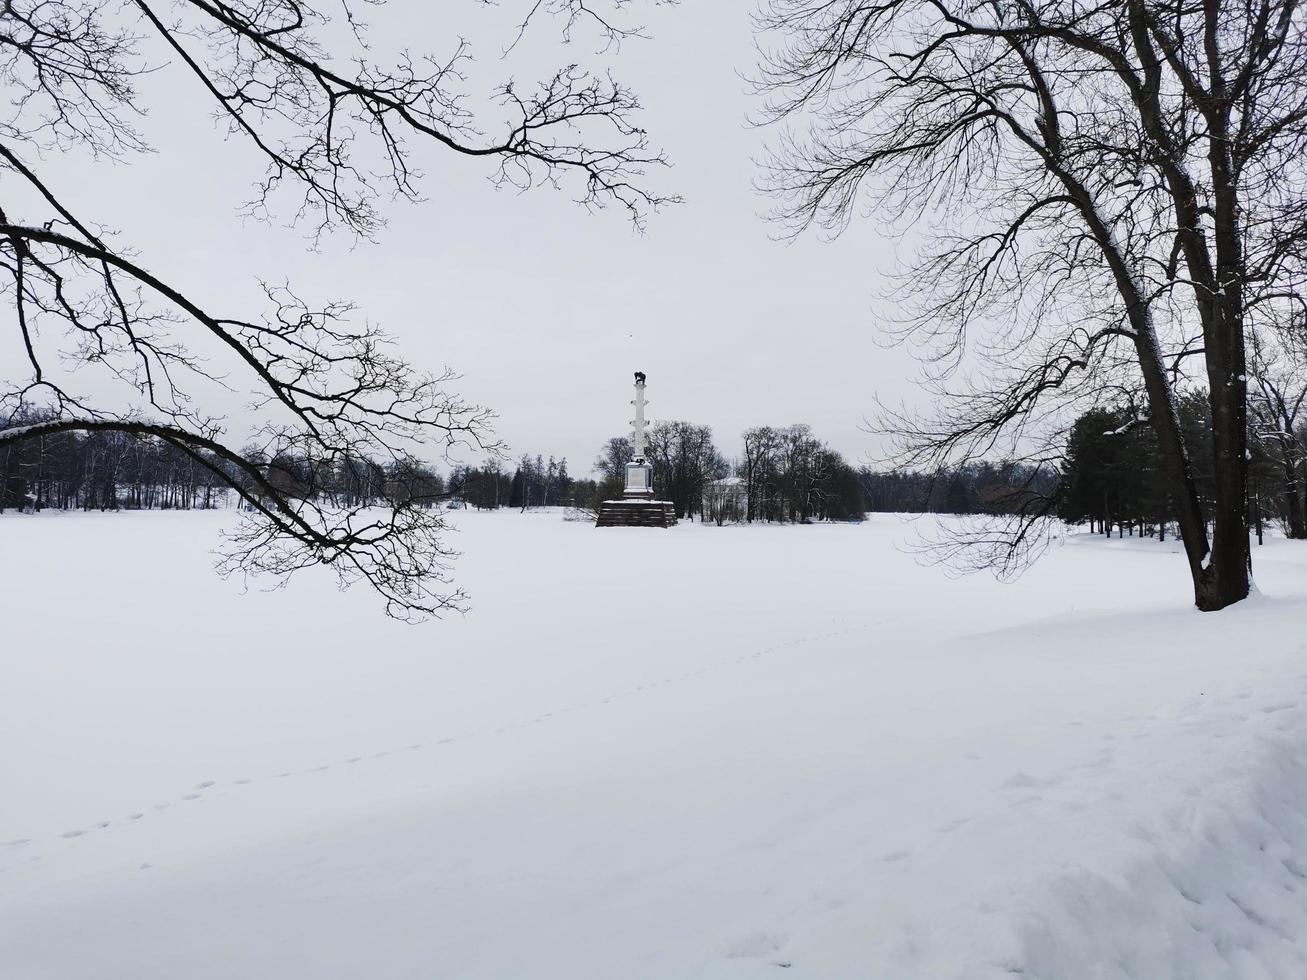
449, 454, 574, 511
235, 448, 446, 511
0, 410, 444, 513
1059, 388, 1307, 543
1, 413, 230, 511
18, 390, 1304, 546
861, 384, 1307, 545
861, 462, 1058, 518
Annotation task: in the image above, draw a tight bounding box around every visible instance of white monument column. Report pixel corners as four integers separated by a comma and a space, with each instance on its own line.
596, 371, 676, 526
625, 372, 654, 498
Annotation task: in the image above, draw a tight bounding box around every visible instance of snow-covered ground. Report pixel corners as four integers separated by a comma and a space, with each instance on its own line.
4, 511, 1307, 978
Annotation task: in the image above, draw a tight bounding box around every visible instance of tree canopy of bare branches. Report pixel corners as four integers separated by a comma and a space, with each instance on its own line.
757, 0, 1307, 609
0, 0, 675, 620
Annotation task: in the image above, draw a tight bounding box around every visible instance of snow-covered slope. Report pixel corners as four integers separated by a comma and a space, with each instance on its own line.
4, 511, 1307, 978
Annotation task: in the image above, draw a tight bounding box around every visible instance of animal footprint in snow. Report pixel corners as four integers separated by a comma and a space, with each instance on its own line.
1000, 772, 1057, 790
723, 932, 789, 960
196, 781, 215, 789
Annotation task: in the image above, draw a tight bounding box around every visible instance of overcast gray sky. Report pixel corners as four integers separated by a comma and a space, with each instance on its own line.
23, 0, 922, 474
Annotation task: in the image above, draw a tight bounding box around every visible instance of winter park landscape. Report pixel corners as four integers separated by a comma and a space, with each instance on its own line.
9, 0, 1307, 976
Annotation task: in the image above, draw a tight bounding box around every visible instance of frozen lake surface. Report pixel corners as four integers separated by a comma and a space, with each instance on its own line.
5, 510, 1307, 978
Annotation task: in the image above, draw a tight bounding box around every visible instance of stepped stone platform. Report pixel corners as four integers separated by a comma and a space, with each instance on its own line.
595, 498, 678, 528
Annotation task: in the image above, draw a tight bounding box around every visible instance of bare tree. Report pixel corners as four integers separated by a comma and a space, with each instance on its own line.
1249, 327, 1307, 537
741, 424, 782, 522
594, 435, 634, 482
645, 419, 726, 519
757, 0, 1307, 609
0, 0, 675, 619
737, 423, 859, 522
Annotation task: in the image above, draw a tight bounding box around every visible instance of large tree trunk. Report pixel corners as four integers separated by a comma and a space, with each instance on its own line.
1192, 89, 1252, 611
1284, 457, 1307, 539
1196, 378, 1251, 609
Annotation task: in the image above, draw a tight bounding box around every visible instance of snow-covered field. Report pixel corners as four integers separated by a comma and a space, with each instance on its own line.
5, 511, 1307, 978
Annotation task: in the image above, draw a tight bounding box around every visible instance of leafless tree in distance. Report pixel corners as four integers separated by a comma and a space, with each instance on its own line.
1249, 324, 1307, 538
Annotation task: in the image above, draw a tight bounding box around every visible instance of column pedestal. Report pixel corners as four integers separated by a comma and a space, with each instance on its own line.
596, 498, 677, 527
623, 459, 654, 498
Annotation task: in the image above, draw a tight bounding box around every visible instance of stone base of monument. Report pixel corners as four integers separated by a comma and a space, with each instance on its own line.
595, 498, 678, 528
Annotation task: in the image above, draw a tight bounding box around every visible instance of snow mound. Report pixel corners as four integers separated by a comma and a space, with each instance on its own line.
1018, 698, 1307, 978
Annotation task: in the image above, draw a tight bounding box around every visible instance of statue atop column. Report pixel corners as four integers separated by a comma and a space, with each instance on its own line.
595, 371, 677, 528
